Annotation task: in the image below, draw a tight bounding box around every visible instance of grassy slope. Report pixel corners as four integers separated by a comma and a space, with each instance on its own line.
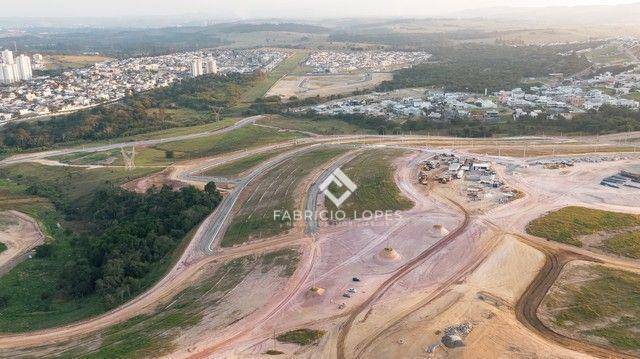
550, 265, 640, 351
55, 124, 305, 168
606, 232, 640, 259
526, 206, 640, 247
60, 117, 239, 153
152, 125, 305, 163
0, 164, 162, 332
0, 242, 6, 253
0, 164, 157, 205
126, 116, 237, 141
325, 149, 413, 219
51, 149, 123, 166
221, 147, 347, 247
200, 147, 291, 178
5, 113, 236, 161
259, 115, 373, 135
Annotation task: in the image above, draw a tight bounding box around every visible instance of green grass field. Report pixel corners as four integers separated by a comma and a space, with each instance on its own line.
258, 115, 374, 135
51, 149, 123, 166
61, 125, 304, 168
58, 118, 239, 155
201, 148, 292, 178
240, 51, 308, 103
324, 149, 413, 219
128, 116, 237, 141
605, 232, 640, 259
548, 265, 640, 352
276, 328, 325, 346
4, 115, 239, 162
221, 147, 347, 247
0, 164, 158, 205
149, 124, 305, 164
54, 125, 305, 168
0, 242, 6, 253
526, 206, 640, 247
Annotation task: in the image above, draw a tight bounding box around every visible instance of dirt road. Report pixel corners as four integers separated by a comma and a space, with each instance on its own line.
0, 211, 45, 276
336, 192, 471, 359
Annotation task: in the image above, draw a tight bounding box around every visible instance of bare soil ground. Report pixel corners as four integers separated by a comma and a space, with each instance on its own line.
266, 73, 392, 100
2, 138, 640, 358
0, 211, 45, 276
121, 167, 187, 193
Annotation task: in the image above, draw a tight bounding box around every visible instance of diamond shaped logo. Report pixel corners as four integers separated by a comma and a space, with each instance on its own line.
319, 168, 357, 208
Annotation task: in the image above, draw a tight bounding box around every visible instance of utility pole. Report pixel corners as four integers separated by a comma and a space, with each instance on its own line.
272, 327, 278, 353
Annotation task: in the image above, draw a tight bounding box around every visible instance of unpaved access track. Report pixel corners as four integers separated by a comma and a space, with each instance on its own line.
2, 122, 640, 358
514, 235, 638, 359
0, 211, 45, 276
336, 194, 471, 359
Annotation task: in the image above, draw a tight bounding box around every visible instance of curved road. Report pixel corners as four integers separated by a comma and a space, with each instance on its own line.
0, 115, 263, 167
2, 120, 638, 357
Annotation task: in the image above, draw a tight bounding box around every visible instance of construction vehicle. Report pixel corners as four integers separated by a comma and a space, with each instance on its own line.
437, 175, 451, 184
418, 171, 429, 185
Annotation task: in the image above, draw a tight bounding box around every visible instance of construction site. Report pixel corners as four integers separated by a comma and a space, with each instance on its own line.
1, 117, 640, 358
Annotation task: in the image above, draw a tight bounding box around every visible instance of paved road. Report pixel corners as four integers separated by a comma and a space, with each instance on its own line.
184, 143, 329, 254
304, 150, 362, 235
0, 115, 263, 167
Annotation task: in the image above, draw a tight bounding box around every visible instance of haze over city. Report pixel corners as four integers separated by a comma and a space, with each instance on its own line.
2, 0, 640, 19
1, 1, 640, 358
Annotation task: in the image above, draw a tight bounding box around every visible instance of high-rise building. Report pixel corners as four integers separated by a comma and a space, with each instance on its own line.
191, 59, 204, 77
1, 63, 16, 84
204, 56, 218, 75
16, 54, 32, 81
0, 49, 34, 84
1, 49, 14, 65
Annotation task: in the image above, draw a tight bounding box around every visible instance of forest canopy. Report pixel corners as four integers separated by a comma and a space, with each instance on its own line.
377, 44, 590, 93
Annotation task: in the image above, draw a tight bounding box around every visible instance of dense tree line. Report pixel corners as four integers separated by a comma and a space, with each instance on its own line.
0, 73, 258, 152
377, 44, 590, 93
148, 72, 255, 110
30, 182, 222, 306
1, 28, 226, 58
3, 23, 327, 58
288, 105, 639, 138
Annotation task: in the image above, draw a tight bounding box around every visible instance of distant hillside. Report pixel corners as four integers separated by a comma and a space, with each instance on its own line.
0, 21, 329, 57
451, 3, 640, 25
213, 22, 330, 34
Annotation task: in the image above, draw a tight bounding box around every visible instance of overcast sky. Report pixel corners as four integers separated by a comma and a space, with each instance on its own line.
4, 0, 640, 18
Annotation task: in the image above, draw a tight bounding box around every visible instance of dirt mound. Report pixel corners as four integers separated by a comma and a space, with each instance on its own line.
378, 247, 401, 261
433, 224, 450, 236
307, 286, 325, 297
122, 167, 187, 193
